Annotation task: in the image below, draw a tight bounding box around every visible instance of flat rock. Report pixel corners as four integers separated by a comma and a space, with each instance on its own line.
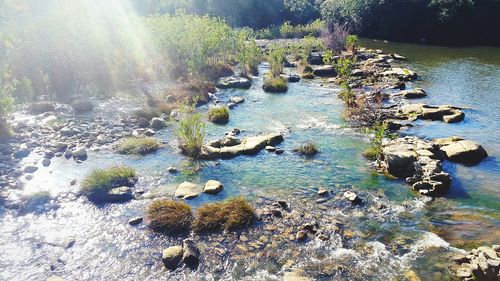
229, 96, 245, 104
174, 181, 200, 199
380, 67, 417, 81
400, 103, 464, 123
128, 217, 143, 226
313, 65, 337, 77
401, 88, 427, 99
438, 140, 488, 164
203, 180, 223, 195
216, 76, 251, 89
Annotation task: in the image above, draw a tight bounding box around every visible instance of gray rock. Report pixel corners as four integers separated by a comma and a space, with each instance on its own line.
144, 129, 156, 136
182, 239, 200, 268
275, 148, 285, 155
318, 187, 329, 196
162, 246, 184, 269
313, 65, 337, 77
150, 117, 166, 130
72, 147, 87, 161
308, 52, 323, 65
265, 146, 276, 152
229, 96, 245, 104
23, 165, 38, 174
220, 136, 241, 147
216, 76, 251, 89
296, 230, 307, 241
343, 191, 361, 204
13, 148, 30, 159
59, 127, 74, 137
203, 180, 223, 195
174, 182, 200, 199
42, 158, 51, 167
288, 74, 300, 83
167, 166, 178, 173
106, 186, 133, 203
64, 150, 73, 159
128, 217, 143, 226
401, 88, 427, 99
138, 117, 150, 128
439, 140, 488, 164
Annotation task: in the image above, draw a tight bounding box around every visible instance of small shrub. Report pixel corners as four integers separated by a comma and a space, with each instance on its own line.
71, 97, 93, 113
339, 82, 356, 106
115, 137, 161, 155
80, 166, 136, 197
345, 35, 359, 53
237, 31, 262, 76
193, 197, 255, 233
147, 199, 193, 233
294, 142, 320, 156
28, 101, 54, 114
263, 74, 288, 93
324, 22, 350, 54
279, 20, 325, 39
363, 122, 397, 160
177, 105, 205, 158
208, 106, 230, 124
268, 44, 286, 77
334, 57, 356, 80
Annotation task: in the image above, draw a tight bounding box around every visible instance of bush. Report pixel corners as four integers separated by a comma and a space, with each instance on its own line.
263, 74, 288, 93
363, 122, 396, 160
71, 97, 93, 113
193, 197, 255, 233
339, 82, 356, 106
334, 57, 356, 80
323, 22, 350, 54
279, 19, 325, 38
294, 142, 319, 156
147, 199, 193, 233
28, 101, 55, 114
80, 166, 136, 197
236, 30, 262, 76
177, 105, 205, 158
345, 35, 358, 53
268, 44, 286, 77
208, 106, 230, 124
115, 137, 161, 155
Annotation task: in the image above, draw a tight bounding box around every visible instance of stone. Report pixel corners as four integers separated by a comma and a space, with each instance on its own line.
296, 230, 307, 241
150, 117, 166, 130
401, 88, 427, 99
439, 140, 488, 164
59, 127, 75, 137
343, 191, 361, 204
220, 136, 241, 147
307, 52, 323, 65
283, 270, 312, 281
47, 276, 66, 281
44, 151, 54, 159
13, 148, 30, 159
478, 246, 498, 259
106, 186, 133, 202
174, 181, 200, 199
70, 179, 77, 186
42, 158, 51, 167
313, 65, 337, 77
275, 148, 285, 155
265, 146, 276, 152
128, 217, 143, 226
198, 133, 284, 160
162, 246, 184, 270
96, 135, 109, 145
400, 103, 464, 123
216, 76, 251, 89
72, 147, 87, 161
144, 129, 156, 136
182, 239, 200, 268
288, 74, 300, 83
382, 144, 418, 178
229, 96, 245, 104
138, 117, 149, 128
380, 67, 417, 81
203, 180, 223, 195
23, 165, 38, 173
167, 166, 178, 173
318, 187, 329, 196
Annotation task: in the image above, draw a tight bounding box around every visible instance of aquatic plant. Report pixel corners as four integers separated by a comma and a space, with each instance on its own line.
263, 74, 288, 93
177, 105, 205, 158
80, 166, 136, 197
115, 137, 161, 155
147, 199, 193, 233
236, 30, 262, 76
193, 197, 255, 233
294, 142, 320, 156
363, 122, 397, 160
208, 106, 230, 124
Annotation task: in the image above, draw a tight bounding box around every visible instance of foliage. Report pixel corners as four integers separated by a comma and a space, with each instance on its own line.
279, 19, 325, 38
334, 57, 356, 80
263, 74, 288, 93
236, 30, 262, 76
345, 35, 358, 53
294, 142, 320, 156
322, 49, 334, 65
338, 82, 356, 106
177, 104, 205, 158
268, 44, 287, 77
323, 21, 350, 54
115, 137, 161, 155
208, 106, 230, 124
80, 166, 136, 196
192, 197, 255, 233
293, 35, 325, 61
363, 122, 396, 160
147, 199, 193, 233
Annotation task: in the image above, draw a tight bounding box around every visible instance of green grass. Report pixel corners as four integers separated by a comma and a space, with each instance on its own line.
301, 72, 315, 79
208, 106, 230, 124
363, 146, 381, 160
193, 196, 255, 233
263, 74, 288, 93
294, 142, 319, 156
147, 199, 193, 233
80, 166, 136, 196
115, 137, 161, 155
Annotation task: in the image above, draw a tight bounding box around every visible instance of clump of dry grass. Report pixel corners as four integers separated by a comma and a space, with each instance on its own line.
115, 137, 161, 155
147, 199, 193, 234
193, 197, 255, 233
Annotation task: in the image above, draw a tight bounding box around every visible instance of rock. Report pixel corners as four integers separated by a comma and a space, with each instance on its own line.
59, 127, 75, 137
162, 246, 184, 270
401, 88, 427, 99
70, 179, 77, 186
307, 52, 323, 65
265, 146, 276, 152
174, 181, 200, 199
64, 150, 73, 159
343, 191, 361, 204
288, 74, 300, 83
72, 147, 87, 161
313, 65, 337, 77
220, 136, 241, 147
182, 239, 200, 268
216, 76, 251, 89
439, 140, 488, 164
128, 217, 143, 225
96, 135, 110, 145
42, 158, 51, 167
229, 96, 245, 104
478, 246, 498, 259
318, 187, 329, 196
150, 117, 166, 130
296, 230, 307, 241
23, 165, 38, 174
106, 186, 133, 202
275, 148, 285, 155
167, 166, 178, 173
380, 67, 417, 81
138, 117, 149, 128
382, 144, 418, 178
283, 270, 312, 281
198, 133, 284, 160
203, 180, 223, 195
13, 148, 30, 159
392, 53, 406, 60
400, 103, 465, 123
44, 151, 54, 159
144, 129, 156, 136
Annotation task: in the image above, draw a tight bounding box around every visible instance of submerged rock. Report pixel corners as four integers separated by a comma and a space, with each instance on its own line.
216, 76, 251, 89
229, 96, 245, 104
434, 138, 488, 164
128, 217, 143, 226
198, 133, 284, 160
106, 186, 134, 202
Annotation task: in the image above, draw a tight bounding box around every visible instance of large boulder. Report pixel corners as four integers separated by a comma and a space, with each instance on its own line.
313, 65, 337, 77
198, 133, 284, 160
216, 76, 251, 89
438, 139, 488, 164
382, 144, 418, 178
72, 147, 87, 161
174, 181, 200, 199
307, 52, 323, 65
400, 104, 465, 123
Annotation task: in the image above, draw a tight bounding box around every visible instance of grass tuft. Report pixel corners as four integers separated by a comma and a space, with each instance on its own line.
115, 137, 161, 155
294, 142, 319, 156
147, 199, 193, 233
80, 166, 136, 196
208, 106, 230, 124
193, 196, 255, 233
263, 74, 288, 93
363, 146, 381, 160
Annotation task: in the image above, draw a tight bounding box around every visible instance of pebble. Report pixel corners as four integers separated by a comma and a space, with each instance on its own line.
128, 217, 143, 226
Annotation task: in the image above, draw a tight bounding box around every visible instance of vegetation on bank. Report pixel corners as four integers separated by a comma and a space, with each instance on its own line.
208, 106, 230, 124
80, 166, 136, 197
147, 199, 194, 233
115, 137, 161, 155
193, 197, 255, 233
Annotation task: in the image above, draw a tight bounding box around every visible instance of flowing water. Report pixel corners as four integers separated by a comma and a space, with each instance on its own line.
0, 42, 499, 280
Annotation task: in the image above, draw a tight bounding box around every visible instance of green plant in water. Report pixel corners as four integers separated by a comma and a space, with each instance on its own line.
177, 104, 205, 158
115, 137, 161, 155
236, 29, 262, 76
263, 74, 288, 93
363, 122, 397, 160
322, 49, 335, 65
339, 81, 356, 106
268, 44, 286, 77
334, 56, 356, 80
80, 166, 136, 196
